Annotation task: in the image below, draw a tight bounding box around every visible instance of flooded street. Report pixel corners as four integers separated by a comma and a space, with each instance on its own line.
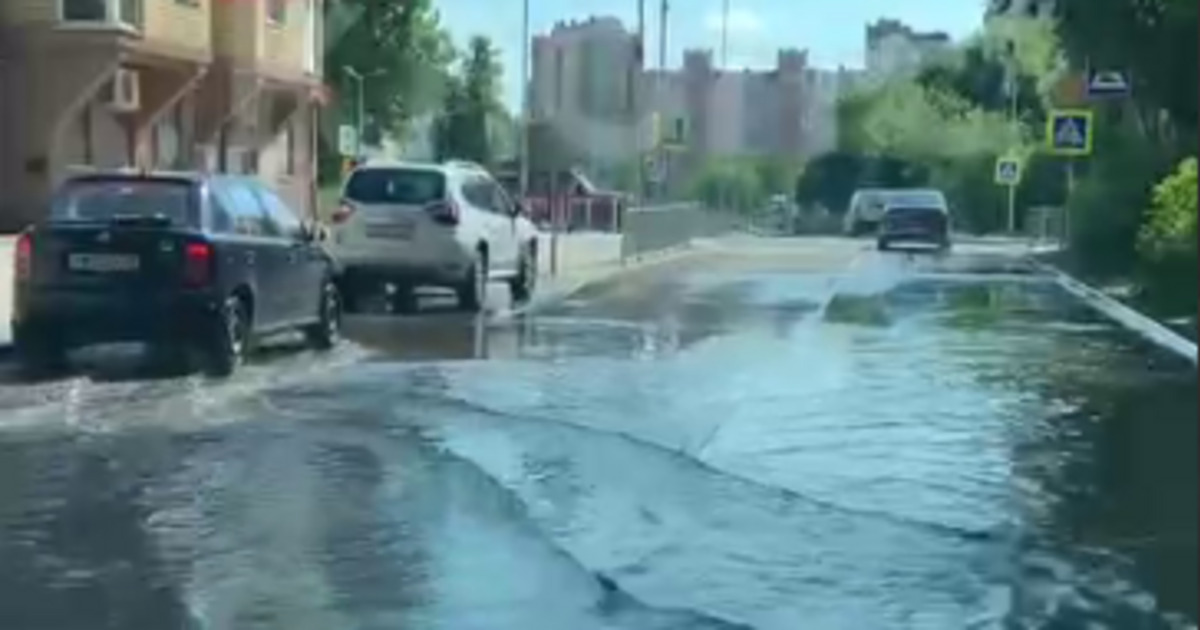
0, 237, 1194, 629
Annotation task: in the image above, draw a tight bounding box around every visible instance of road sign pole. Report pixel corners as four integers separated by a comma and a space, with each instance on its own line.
1007, 183, 1016, 234
1063, 158, 1075, 245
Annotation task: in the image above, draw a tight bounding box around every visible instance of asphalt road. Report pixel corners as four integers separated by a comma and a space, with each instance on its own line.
0, 236, 1194, 630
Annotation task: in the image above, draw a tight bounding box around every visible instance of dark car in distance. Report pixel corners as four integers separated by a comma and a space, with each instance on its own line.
876, 190, 952, 252
10, 171, 341, 377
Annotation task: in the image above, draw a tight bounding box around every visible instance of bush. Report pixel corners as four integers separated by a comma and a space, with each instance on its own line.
1136, 157, 1198, 314
1066, 121, 1173, 277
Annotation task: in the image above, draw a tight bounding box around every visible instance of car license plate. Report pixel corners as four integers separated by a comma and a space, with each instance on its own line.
365, 222, 414, 240
68, 253, 140, 272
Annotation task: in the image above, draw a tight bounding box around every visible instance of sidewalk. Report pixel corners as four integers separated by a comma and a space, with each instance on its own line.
514, 232, 696, 316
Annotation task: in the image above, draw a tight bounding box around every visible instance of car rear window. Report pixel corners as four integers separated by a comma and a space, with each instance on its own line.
889, 191, 946, 208
344, 168, 446, 205
51, 179, 194, 225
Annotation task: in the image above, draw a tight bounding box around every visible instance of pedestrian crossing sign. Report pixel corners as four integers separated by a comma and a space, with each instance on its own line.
1047, 109, 1093, 156
995, 156, 1022, 185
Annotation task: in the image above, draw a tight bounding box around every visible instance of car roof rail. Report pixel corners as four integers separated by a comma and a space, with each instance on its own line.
442, 159, 488, 173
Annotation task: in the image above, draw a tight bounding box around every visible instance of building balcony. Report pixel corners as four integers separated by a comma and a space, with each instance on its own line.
15, 0, 215, 63
212, 0, 321, 82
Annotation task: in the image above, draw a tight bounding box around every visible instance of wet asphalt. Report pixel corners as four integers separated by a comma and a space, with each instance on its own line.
0, 236, 1194, 630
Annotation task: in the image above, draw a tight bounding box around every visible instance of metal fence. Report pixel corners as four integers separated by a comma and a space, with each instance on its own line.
523, 196, 623, 233
620, 202, 743, 261
1026, 206, 1067, 245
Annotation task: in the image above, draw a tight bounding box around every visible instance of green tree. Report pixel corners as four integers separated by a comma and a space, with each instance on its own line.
1136, 157, 1198, 313
321, 0, 454, 181
794, 152, 865, 213
1054, 0, 1198, 142
324, 0, 454, 136
689, 158, 765, 213
434, 36, 504, 164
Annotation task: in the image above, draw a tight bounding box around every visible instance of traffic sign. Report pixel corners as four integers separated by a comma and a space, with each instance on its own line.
1086, 69, 1131, 99
338, 124, 358, 157
1047, 109, 1093, 156
995, 156, 1022, 185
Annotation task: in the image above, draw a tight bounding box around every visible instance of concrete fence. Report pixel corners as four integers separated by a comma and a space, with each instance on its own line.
620, 202, 743, 260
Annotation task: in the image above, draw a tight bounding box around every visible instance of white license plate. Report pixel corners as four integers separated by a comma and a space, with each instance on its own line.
365, 222, 415, 240
68, 253, 140, 272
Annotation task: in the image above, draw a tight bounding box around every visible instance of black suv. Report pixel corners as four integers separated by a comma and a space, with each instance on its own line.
10, 171, 341, 377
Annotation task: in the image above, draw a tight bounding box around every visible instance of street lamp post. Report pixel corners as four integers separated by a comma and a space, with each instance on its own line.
343, 66, 384, 158
519, 0, 531, 199
1005, 40, 1018, 234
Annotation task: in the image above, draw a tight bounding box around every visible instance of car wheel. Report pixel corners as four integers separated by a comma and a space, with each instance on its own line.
14, 329, 68, 379
509, 243, 537, 305
457, 249, 488, 313
305, 280, 341, 350
202, 295, 250, 377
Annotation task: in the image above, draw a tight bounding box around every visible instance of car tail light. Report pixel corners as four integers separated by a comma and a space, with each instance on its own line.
14, 232, 32, 282
426, 199, 460, 226
332, 200, 355, 224
183, 241, 214, 287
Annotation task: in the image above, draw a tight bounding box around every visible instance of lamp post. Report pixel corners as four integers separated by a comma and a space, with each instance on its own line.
343, 66, 384, 158
1004, 40, 1018, 234
519, 0, 531, 198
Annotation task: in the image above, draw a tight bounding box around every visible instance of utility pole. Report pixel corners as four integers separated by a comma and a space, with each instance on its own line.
519, 0, 532, 199
343, 66, 383, 158
656, 0, 668, 200
633, 0, 645, 203
720, 0, 729, 67
1005, 39, 1018, 234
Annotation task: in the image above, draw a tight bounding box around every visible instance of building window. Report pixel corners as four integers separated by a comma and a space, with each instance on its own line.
268, 0, 287, 24
61, 0, 107, 21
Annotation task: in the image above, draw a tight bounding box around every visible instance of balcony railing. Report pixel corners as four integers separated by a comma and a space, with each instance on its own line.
61, 0, 144, 29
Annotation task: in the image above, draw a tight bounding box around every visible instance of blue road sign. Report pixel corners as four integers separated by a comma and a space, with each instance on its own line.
1047, 109, 1093, 156
995, 158, 1022, 185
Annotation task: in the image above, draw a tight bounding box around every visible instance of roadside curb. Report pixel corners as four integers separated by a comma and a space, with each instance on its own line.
494, 242, 700, 321
1030, 258, 1197, 365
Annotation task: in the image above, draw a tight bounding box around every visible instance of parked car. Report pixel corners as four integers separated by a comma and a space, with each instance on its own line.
876, 190, 952, 251
328, 160, 540, 312
10, 171, 340, 377
843, 189, 893, 236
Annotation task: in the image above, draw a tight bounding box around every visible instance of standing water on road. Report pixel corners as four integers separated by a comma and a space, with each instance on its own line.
0, 240, 1192, 629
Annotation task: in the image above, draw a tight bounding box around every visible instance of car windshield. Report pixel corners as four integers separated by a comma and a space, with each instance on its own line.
886, 190, 946, 208
344, 168, 446, 205
50, 179, 193, 224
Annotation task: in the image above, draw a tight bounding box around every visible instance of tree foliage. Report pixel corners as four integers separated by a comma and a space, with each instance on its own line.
324, 0, 454, 137
1135, 157, 1198, 314
1054, 0, 1198, 137
688, 158, 765, 214
434, 36, 504, 165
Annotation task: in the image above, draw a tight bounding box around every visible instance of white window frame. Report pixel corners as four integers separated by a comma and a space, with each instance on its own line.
56, 0, 140, 29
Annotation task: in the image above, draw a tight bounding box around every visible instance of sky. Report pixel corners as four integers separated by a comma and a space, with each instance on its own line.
433, 0, 986, 111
